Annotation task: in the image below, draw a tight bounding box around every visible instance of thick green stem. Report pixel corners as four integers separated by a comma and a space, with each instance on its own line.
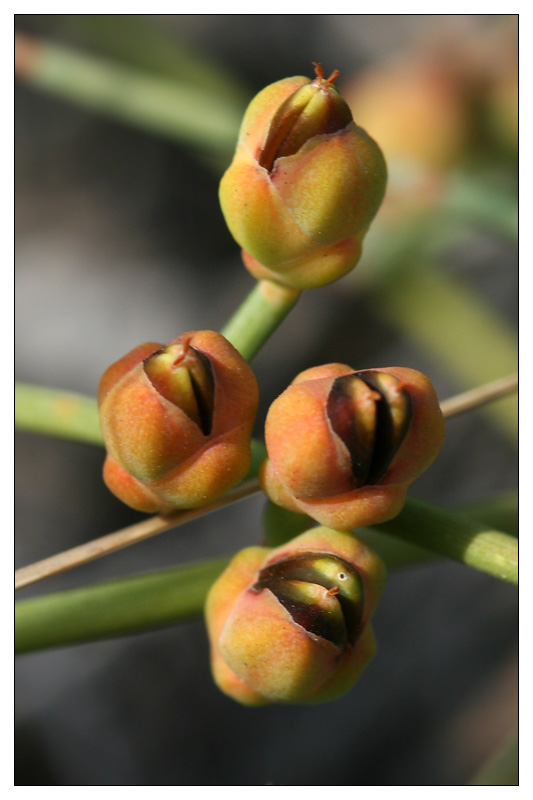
376, 496, 517, 585
15, 557, 230, 654
220, 279, 301, 361
264, 492, 518, 575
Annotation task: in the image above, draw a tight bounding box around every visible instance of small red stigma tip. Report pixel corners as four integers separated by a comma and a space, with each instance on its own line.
312, 62, 340, 88
325, 69, 340, 87
312, 62, 324, 82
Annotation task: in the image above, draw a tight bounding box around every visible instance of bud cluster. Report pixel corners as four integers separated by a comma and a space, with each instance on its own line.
94, 65, 447, 708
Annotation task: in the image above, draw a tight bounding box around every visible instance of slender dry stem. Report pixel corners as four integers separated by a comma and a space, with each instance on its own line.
439, 373, 518, 419
15, 479, 260, 591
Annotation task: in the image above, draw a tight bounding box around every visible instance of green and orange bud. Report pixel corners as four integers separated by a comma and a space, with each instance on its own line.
219, 63, 387, 290
260, 364, 444, 530
98, 330, 259, 513
206, 527, 386, 705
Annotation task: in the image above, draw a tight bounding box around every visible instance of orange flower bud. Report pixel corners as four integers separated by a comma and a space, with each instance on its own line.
261, 364, 444, 530
98, 330, 259, 513
219, 64, 387, 290
205, 527, 386, 705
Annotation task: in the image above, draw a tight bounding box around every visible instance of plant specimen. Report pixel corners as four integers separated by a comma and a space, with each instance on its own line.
15, 23, 518, 784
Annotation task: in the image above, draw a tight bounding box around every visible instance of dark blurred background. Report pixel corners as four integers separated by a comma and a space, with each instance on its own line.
15, 14, 517, 785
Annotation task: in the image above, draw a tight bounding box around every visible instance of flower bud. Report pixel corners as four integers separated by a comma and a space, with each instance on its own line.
219, 63, 387, 290
205, 527, 386, 705
261, 364, 444, 530
98, 330, 259, 513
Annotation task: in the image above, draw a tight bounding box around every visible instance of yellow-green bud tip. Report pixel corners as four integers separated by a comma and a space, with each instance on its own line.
143, 340, 214, 434
258, 63, 353, 172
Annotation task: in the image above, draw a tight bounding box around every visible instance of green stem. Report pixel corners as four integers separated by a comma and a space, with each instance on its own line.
220, 279, 301, 361
15, 382, 103, 445
376, 496, 517, 585
461, 490, 519, 537
443, 171, 518, 242
55, 15, 247, 107
468, 733, 518, 785
15, 33, 240, 155
15, 557, 229, 654
264, 491, 518, 574
15, 493, 517, 653
372, 263, 517, 443
262, 502, 439, 566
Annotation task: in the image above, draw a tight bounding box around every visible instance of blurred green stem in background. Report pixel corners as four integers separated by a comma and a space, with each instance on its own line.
53, 14, 248, 106
355, 200, 517, 446
468, 732, 518, 786
372, 262, 517, 443
15, 32, 241, 156
15, 490, 517, 654
443, 171, 518, 242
